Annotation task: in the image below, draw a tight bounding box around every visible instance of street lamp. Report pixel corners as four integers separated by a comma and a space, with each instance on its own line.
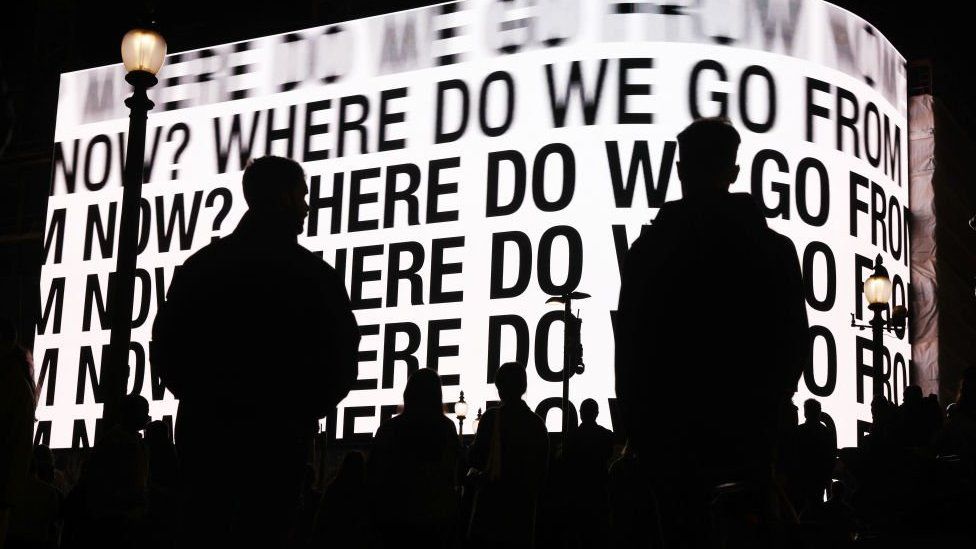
455, 391, 468, 440
473, 407, 482, 434
546, 291, 590, 434
851, 254, 908, 399
103, 26, 166, 428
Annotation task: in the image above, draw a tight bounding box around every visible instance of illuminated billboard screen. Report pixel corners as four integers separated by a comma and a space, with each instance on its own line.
36, 0, 909, 448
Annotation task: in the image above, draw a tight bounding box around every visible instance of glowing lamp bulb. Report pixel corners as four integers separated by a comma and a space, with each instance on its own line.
121, 28, 167, 75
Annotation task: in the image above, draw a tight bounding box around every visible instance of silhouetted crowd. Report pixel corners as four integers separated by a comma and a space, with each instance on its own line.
4, 361, 976, 548
3, 120, 976, 548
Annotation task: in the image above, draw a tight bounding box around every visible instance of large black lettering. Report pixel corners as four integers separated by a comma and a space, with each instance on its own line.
84, 134, 112, 191
264, 105, 297, 158
796, 157, 829, 226
849, 172, 870, 238
738, 65, 776, 133
751, 149, 790, 219
534, 310, 566, 382
545, 59, 609, 127
537, 225, 583, 295
303, 99, 331, 161
487, 315, 529, 383
383, 163, 421, 228
802, 241, 836, 311
536, 397, 578, 431
532, 144, 575, 212
435, 79, 469, 144
486, 150, 527, 217
382, 322, 421, 388
479, 71, 516, 137
52, 140, 80, 194
336, 95, 370, 157
427, 157, 461, 223
805, 326, 837, 397
156, 191, 203, 252
427, 318, 461, 385
348, 168, 381, 232
37, 348, 58, 406
38, 278, 65, 335
386, 241, 425, 306
490, 231, 532, 299
42, 209, 66, 263
430, 236, 464, 304
689, 60, 728, 119
82, 274, 109, 332
350, 245, 384, 309
617, 58, 653, 124
214, 111, 261, 173
307, 173, 343, 236
605, 141, 675, 208
379, 87, 409, 151
76, 344, 109, 404
84, 202, 117, 260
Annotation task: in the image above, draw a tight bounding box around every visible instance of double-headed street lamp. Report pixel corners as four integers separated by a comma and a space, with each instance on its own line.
102, 27, 166, 427
852, 254, 908, 400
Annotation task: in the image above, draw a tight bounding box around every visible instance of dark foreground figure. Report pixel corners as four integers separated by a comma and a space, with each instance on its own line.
616, 118, 809, 548
151, 156, 360, 548
467, 362, 549, 549
368, 368, 461, 548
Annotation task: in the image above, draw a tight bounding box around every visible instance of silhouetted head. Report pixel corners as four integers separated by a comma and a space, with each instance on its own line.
785, 401, 799, 429
871, 395, 893, 425
903, 385, 923, 406
403, 368, 444, 416
242, 156, 309, 234
803, 399, 822, 424
495, 362, 528, 404
120, 394, 150, 434
580, 398, 599, 423
676, 117, 741, 198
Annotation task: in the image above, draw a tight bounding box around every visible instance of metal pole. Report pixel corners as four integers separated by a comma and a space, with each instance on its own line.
562, 299, 571, 434
870, 307, 885, 399
102, 71, 156, 430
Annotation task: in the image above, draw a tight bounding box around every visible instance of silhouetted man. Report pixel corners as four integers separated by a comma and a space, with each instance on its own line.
468, 362, 549, 549
564, 398, 615, 548
615, 118, 809, 548
151, 156, 360, 548
792, 399, 836, 512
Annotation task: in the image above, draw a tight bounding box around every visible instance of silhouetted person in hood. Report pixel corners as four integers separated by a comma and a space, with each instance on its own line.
615, 118, 809, 548
151, 156, 360, 548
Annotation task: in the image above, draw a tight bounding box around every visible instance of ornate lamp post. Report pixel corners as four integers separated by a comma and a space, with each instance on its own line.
852, 255, 908, 399
455, 391, 469, 441
102, 27, 166, 427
